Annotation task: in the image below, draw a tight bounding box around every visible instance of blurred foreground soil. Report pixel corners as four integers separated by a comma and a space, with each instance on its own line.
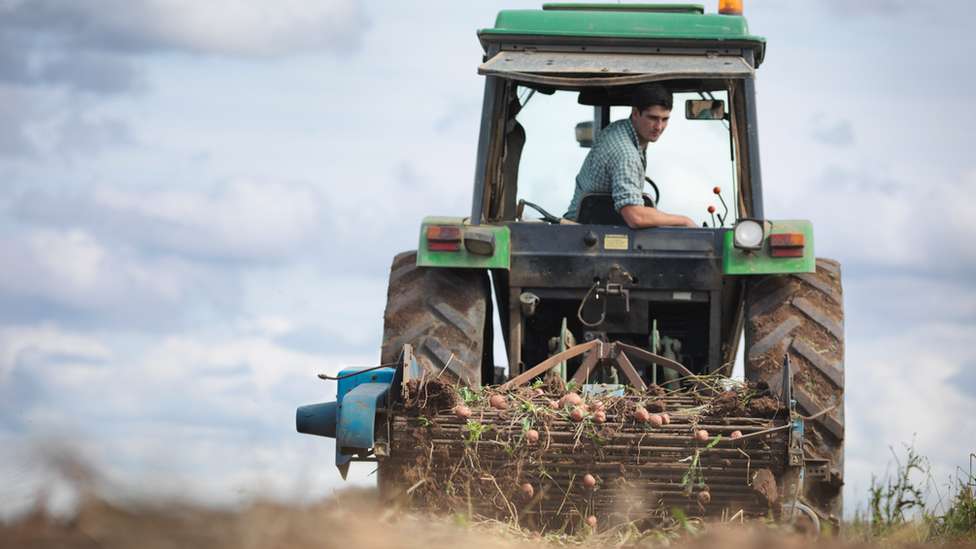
2, 488, 974, 549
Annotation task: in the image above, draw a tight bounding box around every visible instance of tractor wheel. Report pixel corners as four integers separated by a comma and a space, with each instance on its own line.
381, 251, 492, 388
744, 258, 845, 524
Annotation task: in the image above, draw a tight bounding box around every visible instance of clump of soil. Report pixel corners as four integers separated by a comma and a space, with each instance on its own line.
747, 396, 786, 418
644, 383, 666, 397
540, 372, 568, 397
606, 395, 636, 421
645, 401, 666, 413
704, 389, 745, 417
405, 378, 457, 412
752, 468, 779, 507
748, 380, 771, 394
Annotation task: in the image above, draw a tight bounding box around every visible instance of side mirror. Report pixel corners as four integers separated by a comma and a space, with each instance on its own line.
686, 99, 726, 120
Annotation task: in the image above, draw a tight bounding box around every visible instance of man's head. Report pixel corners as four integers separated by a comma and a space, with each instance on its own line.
630, 83, 672, 146
711, 101, 724, 118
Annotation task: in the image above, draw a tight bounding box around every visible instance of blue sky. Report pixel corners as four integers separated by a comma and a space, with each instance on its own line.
1, 0, 975, 520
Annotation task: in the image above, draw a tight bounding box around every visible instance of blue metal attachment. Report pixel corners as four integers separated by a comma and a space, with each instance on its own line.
295, 366, 394, 479
337, 382, 391, 453
296, 401, 338, 438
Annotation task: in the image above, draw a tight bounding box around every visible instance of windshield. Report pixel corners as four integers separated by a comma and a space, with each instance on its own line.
514, 87, 735, 227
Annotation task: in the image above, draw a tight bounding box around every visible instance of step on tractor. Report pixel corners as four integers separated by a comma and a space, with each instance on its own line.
298, 1, 845, 533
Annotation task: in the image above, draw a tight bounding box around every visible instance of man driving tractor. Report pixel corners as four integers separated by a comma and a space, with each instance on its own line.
564, 83, 698, 229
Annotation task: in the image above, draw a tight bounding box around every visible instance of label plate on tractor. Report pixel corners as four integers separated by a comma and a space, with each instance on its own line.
604, 234, 628, 250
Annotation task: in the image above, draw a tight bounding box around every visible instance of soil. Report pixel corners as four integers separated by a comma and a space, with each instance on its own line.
644, 383, 666, 397
540, 373, 568, 397
405, 378, 457, 412
752, 468, 779, 507
704, 390, 745, 417
747, 397, 786, 419
646, 400, 666, 413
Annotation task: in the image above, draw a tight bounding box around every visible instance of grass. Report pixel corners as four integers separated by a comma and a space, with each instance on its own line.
848, 441, 976, 546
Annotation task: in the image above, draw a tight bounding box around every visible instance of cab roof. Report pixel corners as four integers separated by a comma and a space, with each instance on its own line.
478, 4, 765, 67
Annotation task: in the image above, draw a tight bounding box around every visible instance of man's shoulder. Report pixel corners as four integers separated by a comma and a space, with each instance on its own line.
602, 118, 633, 136
594, 118, 640, 156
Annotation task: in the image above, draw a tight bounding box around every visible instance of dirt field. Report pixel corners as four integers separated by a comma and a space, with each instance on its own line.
1, 488, 973, 549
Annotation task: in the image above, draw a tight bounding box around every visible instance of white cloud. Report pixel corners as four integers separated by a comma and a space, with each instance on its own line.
16, 179, 331, 264
0, 227, 238, 329
2, 0, 369, 58
0, 323, 376, 518
0, 323, 112, 382
88, 179, 331, 263
845, 324, 976, 510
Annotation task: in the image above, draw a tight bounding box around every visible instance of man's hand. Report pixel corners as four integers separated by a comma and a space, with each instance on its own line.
620, 205, 697, 229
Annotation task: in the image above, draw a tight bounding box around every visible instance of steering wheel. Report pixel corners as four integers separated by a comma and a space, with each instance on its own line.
644, 176, 660, 207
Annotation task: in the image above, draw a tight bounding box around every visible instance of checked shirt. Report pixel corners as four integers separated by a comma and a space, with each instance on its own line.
564, 117, 647, 220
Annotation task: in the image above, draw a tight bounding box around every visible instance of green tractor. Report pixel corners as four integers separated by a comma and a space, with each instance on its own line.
299, 2, 844, 532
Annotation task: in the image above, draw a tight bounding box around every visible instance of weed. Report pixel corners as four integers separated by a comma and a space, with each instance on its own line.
679, 435, 722, 496
863, 442, 928, 534
462, 419, 491, 450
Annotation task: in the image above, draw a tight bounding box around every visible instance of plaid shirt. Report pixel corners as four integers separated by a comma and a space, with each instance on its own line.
564, 117, 647, 220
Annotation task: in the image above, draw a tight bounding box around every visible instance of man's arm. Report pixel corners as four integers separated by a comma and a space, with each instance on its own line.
620, 205, 697, 229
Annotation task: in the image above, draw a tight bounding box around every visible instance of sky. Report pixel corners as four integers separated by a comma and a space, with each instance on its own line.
1, 0, 975, 521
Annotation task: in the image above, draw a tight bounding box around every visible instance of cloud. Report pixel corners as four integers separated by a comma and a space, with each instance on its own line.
1, 0, 370, 58
946, 361, 976, 399
0, 179, 339, 330
36, 52, 143, 95
810, 117, 855, 147
0, 228, 241, 330
780, 165, 976, 281
845, 326, 976, 494
274, 325, 373, 356
0, 86, 37, 156
0, 324, 112, 384
0, 0, 369, 158
823, 0, 907, 17
14, 179, 332, 264
0, 324, 374, 519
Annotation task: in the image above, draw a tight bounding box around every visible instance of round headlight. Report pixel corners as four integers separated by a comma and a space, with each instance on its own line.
734, 219, 764, 249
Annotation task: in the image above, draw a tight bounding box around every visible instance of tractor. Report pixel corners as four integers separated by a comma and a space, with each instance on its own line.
298, 1, 845, 533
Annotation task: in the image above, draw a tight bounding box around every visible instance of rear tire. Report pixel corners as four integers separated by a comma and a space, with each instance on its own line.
744, 258, 845, 523
381, 251, 491, 388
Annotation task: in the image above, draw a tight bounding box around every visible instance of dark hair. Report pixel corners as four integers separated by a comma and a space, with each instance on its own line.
712, 101, 722, 109
631, 83, 673, 112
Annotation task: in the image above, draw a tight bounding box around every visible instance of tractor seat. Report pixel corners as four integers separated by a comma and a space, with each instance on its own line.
575, 192, 655, 226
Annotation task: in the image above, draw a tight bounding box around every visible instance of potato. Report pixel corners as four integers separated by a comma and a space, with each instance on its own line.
634, 407, 650, 423
593, 411, 606, 424
571, 407, 585, 422
520, 483, 534, 500
660, 413, 670, 425
548, 400, 559, 410
455, 406, 472, 420
489, 395, 508, 410
592, 400, 605, 412
648, 414, 663, 428
560, 393, 582, 408
586, 516, 597, 527
696, 429, 708, 442
533, 387, 545, 396
697, 490, 711, 504
583, 474, 596, 488
730, 430, 742, 439
525, 429, 539, 443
